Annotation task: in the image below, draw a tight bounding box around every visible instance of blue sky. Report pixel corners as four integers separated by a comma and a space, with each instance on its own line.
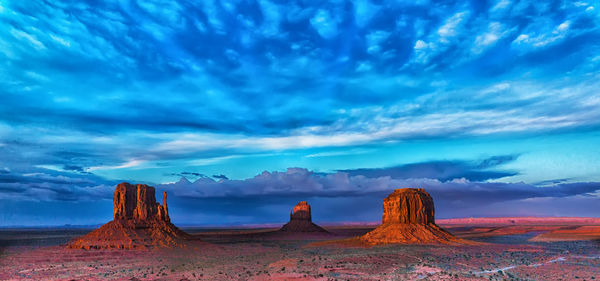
0, 0, 599, 226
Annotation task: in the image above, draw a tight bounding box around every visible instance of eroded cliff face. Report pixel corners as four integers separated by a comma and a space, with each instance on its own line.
290, 201, 311, 221
68, 183, 187, 250
113, 183, 169, 222
360, 188, 467, 245
280, 201, 328, 233
382, 188, 435, 224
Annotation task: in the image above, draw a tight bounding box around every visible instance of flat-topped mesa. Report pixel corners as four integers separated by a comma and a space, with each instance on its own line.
113, 183, 169, 222
360, 188, 467, 245
290, 201, 311, 221
279, 201, 328, 233
67, 182, 187, 250
382, 188, 434, 225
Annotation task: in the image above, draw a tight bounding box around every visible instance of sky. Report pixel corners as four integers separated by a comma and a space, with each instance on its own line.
0, 0, 599, 226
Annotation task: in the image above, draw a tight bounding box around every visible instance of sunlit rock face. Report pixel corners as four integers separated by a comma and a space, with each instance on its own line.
361, 188, 466, 245
279, 201, 328, 233
290, 201, 312, 221
113, 183, 170, 222
382, 188, 435, 224
68, 183, 187, 250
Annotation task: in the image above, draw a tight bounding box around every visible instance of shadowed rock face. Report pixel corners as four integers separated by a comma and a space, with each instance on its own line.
361, 188, 466, 245
68, 183, 187, 250
279, 201, 328, 233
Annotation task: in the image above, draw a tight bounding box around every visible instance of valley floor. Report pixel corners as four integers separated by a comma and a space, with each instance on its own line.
0, 220, 599, 280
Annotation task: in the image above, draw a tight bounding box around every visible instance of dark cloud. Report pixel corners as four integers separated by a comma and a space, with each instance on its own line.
169, 172, 207, 179
212, 174, 229, 180
158, 167, 600, 225
62, 165, 88, 173
338, 155, 519, 182
1, 165, 599, 225
159, 167, 598, 201
0, 167, 115, 202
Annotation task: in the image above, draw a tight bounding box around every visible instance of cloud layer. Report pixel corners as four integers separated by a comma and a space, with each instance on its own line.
1, 1, 599, 177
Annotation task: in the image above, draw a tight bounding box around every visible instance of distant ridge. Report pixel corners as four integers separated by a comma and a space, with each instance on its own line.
438, 217, 600, 226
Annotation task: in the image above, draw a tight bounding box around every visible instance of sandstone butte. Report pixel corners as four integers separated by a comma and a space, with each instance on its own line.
68, 183, 190, 250
279, 201, 329, 233
360, 188, 469, 245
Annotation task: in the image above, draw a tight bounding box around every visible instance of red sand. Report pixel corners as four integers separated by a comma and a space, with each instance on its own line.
1, 218, 599, 280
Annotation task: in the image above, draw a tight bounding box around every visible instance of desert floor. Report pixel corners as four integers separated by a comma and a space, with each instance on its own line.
1, 221, 599, 280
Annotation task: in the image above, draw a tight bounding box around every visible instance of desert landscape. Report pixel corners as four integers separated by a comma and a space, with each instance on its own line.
2, 1, 599, 280
1, 184, 599, 281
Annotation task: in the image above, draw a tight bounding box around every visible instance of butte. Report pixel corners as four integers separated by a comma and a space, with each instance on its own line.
279, 201, 329, 233
360, 188, 467, 245
68, 182, 190, 249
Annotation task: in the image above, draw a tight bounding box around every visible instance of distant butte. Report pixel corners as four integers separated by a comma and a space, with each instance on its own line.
360, 188, 468, 245
68, 183, 190, 249
279, 201, 328, 233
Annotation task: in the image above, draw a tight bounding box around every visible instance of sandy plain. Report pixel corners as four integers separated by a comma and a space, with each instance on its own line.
0, 218, 599, 280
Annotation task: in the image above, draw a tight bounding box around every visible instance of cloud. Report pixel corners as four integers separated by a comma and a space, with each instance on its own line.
212, 174, 229, 180
158, 166, 598, 202
156, 167, 600, 224
437, 12, 469, 39
338, 155, 519, 182
0, 167, 115, 202
310, 9, 338, 39
62, 165, 88, 173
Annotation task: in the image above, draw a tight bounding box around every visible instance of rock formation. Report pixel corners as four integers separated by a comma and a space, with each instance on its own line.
360, 188, 464, 245
112, 183, 170, 222
279, 201, 328, 233
68, 183, 189, 249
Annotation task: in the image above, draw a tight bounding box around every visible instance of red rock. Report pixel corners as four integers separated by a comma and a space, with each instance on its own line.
113, 183, 170, 222
290, 201, 311, 221
279, 201, 328, 233
360, 188, 468, 245
382, 188, 434, 224
68, 182, 188, 250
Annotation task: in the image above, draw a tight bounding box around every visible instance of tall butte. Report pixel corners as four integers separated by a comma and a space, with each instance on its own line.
68, 183, 189, 249
279, 201, 328, 233
360, 188, 467, 245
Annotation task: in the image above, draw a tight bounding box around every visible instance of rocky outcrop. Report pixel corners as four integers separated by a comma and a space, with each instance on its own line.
360, 188, 465, 245
279, 201, 328, 233
113, 183, 170, 221
290, 201, 312, 221
382, 188, 434, 224
68, 183, 189, 250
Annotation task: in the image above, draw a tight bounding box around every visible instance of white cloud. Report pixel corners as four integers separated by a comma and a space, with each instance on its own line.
10, 28, 46, 50
492, 0, 511, 11
437, 12, 468, 40
511, 20, 572, 49
88, 159, 146, 171
557, 20, 570, 32
472, 22, 513, 54
257, 0, 282, 38
200, 0, 225, 33
414, 39, 428, 50
310, 9, 338, 39
481, 82, 511, 94
49, 34, 71, 47
366, 30, 391, 54
355, 61, 372, 72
